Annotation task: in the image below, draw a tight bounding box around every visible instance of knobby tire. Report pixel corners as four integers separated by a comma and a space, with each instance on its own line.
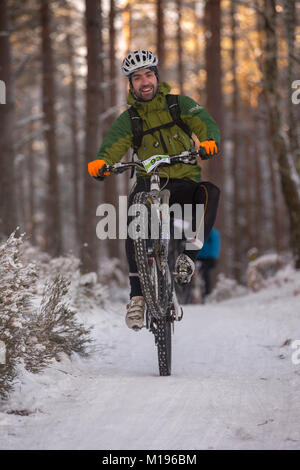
132, 191, 172, 376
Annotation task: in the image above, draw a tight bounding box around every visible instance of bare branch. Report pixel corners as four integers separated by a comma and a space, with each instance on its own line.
290, 52, 300, 65
13, 125, 50, 150
16, 113, 44, 128
100, 77, 119, 90
100, 104, 127, 122
15, 54, 36, 78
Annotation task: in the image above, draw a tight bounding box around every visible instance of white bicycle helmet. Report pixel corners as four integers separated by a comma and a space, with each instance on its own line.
122, 49, 158, 76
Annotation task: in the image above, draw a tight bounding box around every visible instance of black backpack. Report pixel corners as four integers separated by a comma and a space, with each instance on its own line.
128, 94, 193, 157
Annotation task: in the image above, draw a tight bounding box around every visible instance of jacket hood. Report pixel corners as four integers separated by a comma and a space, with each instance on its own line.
127, 82, 171, 112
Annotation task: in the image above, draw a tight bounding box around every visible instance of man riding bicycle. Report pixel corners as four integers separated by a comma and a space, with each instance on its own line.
88, 49, 221, 330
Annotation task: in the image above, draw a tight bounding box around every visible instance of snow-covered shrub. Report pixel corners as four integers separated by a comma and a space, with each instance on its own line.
22, 243, 110, 309
207, 273, 248, 302
0, 231, 37, 398
253, 262, 299, 292
267, 264, 298, 287
40, 255, 81, 284
24, 276, 92, 373
21, 242, 51, 291
98, 256, 128, 287
40, 259, 110, 310
21, 244, 79, 294
0, 232, 93, 399
98, 257, 129, 303
74, 271, 110, 311
246, 254, 284, 292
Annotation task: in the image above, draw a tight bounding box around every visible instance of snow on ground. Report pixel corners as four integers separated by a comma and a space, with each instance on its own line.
1, 271, 300, 450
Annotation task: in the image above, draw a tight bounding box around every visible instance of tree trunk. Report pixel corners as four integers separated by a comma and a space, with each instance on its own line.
123, 0, 132, 54
121, 0, 132, 207
243, 99, 254, 253
109, 0, 116, 114
203, 0, 226, 277
27, 118, 36, 244
263, 0, 300, 268
204, 0, 224, 220
156, 0, 166, 81
0, 0, 17, 236
65, 9, 81, 248
81, 0, 103, 273
101, 0, 121, 260
40, 0, 62, 256
267, 148, 281, 254
204, 0, 223, 134
192, 1, 200, 77
230, 0, 242, 280
176, 0, 184, 94
283, 0, 300, 172
253, 113, 263, 254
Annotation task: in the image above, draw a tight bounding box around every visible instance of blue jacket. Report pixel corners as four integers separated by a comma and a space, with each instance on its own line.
197, 228, 220, 260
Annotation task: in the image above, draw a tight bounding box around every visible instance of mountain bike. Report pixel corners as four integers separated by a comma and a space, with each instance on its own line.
102, 149, 208, 376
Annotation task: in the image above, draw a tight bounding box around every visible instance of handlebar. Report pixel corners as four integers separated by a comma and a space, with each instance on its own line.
99, 148, 218, 178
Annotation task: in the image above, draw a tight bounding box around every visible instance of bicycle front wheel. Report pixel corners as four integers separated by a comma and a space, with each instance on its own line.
156, 315, 172, 376
132, 191, 173, 376
132, 191, 170, 318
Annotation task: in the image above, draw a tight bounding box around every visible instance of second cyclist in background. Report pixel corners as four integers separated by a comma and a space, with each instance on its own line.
196, 227, 221, 301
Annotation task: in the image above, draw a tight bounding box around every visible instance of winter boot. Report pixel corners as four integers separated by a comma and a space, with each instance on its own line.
126, 296, 145, 330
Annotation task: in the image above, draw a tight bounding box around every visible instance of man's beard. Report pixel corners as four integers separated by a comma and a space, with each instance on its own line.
132, 83, 159, 102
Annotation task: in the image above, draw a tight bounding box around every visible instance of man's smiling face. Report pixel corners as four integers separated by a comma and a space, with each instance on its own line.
130, 68, 159, 101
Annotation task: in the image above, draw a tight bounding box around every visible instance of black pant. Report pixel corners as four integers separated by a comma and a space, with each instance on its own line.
198, 258, 217, 296
126, 178, 220, 297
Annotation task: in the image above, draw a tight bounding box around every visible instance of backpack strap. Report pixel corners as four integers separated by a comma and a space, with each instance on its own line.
165, 94, 193, 140
128, 106, 143, 155
127, 106, 143, 178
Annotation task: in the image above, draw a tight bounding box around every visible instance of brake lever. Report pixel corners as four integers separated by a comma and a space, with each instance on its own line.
93, 164, 110, 181
198, 143, 221, 160
198, 147, 211, 160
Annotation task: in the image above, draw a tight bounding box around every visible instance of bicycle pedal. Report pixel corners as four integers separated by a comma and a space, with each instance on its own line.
132, 325, 143, 332
173, 272, 189, 285
178, 279, 189, 285
171, 306, 184, 322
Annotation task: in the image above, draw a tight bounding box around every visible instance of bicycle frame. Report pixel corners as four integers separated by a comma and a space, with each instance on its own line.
147, 172, 171, 270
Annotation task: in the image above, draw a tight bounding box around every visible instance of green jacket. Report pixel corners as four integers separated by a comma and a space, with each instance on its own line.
96, 82, 220, 182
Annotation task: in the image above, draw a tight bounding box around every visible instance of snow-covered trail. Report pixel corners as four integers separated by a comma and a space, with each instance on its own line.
1, 283, 300, 450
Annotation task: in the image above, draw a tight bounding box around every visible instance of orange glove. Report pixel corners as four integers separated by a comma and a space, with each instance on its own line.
199, 140, 219, 159
88, 159, 110, 177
